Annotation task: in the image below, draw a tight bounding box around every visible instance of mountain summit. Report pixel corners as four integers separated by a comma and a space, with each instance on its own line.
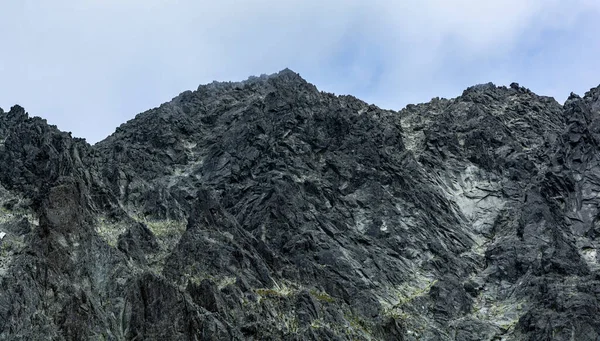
0, 70, 599, 340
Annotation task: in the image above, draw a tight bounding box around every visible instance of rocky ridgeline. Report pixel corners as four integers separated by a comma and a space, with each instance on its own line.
0, 69, 599, 340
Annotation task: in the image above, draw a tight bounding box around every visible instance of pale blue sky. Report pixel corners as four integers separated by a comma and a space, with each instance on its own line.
1, 0, 599, 143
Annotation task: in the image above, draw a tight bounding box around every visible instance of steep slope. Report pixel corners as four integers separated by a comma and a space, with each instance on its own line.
400, 83, 600, 340
0, 70, 599, 340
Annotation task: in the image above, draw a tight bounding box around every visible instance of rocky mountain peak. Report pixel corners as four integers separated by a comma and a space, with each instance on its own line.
1, 105, 28, 122
583, 84, 600, 113
584, 83, 600, 98
267, 67, 306, 81
196, 68, 313, 95
1, 74, 600, 340
461, 81, 497, 94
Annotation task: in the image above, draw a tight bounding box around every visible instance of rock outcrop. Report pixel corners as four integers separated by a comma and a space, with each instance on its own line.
0, 69, 599, 340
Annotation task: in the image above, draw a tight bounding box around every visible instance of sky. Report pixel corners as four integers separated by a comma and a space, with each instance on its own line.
1, 0, 599, 143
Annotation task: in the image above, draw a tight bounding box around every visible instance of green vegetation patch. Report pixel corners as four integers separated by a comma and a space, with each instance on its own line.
96, 216, 128, 247
309, 289, 335, 303
255, 281, 297, 299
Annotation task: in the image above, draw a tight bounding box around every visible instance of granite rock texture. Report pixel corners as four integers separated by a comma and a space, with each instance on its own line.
1, 70, 600, 340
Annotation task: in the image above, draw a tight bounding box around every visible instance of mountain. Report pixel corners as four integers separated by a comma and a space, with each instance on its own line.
0, 69, 599, 340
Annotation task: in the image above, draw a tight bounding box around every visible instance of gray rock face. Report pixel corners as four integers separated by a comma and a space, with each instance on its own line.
0, 69, 600, 340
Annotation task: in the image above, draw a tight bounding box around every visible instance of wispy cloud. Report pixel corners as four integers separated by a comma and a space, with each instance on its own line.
1, 0, 599, 142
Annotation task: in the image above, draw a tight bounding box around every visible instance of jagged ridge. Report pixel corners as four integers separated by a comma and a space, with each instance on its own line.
0, 70, 599, 340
